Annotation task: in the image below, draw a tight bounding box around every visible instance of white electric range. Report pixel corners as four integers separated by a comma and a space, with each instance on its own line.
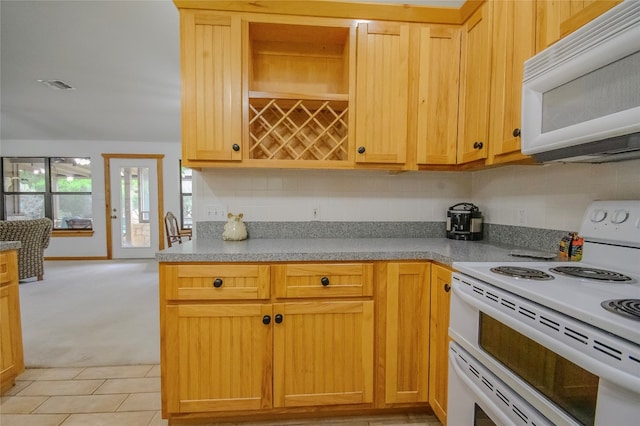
448, 200, 640, 426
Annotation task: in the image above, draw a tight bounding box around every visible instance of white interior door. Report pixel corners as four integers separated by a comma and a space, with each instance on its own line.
109, 158, 159, 259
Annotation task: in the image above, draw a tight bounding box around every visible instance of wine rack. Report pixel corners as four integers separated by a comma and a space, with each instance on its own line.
248, 96, 349, 161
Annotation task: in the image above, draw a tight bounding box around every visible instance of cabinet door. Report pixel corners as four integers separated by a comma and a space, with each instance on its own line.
428, 264, 452, 425
416, 25, 461, 165
273, 301, 374, 408
164, 303, 272, 413
384, 262, 430, 404
488, 0, 535, 163
0, 251, 23, 394
457, 2, 492, 164
181, 11, 242, 163
355, 22, 409, 166
535, 0, 622, 52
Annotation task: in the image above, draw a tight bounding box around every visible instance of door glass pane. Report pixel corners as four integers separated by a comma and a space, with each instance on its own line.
479, 313, 598, 425
119, 166, 151, 248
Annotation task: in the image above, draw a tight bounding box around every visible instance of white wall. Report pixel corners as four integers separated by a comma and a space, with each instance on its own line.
193, 159, 640, 233
472, 159, 640, 231
1, 139, 182, 257
194, 169, 472, 223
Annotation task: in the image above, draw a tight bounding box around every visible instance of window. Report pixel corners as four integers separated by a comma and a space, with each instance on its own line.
1, 157, 93, 230
180, 164, 192, 229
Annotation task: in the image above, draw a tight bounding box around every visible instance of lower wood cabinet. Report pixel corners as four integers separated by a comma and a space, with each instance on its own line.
0, 250, 24, 395
160, 260, 449, 421
383, 262, 431, 404
428, 264, 452, 425
164, 303, 273, 413
273, 301, 374, 408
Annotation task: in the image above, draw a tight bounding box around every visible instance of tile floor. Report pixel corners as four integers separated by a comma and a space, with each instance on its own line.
1, 365, 442, 426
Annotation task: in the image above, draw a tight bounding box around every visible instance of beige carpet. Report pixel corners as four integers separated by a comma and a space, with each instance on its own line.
18, 259, 160, 368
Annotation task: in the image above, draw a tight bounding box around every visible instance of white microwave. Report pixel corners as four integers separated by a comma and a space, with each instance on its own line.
521, 0, 640, 163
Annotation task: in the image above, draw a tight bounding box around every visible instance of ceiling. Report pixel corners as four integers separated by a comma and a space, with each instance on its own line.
0, 0, 464, 144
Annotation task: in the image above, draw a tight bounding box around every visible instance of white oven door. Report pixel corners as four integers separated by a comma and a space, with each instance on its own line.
448, 342, 553, 426
449, 273, 640, 426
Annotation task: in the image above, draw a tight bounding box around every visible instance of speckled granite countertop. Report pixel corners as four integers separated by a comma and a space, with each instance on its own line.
0, 241, 21, 252
156, 238, 545, 266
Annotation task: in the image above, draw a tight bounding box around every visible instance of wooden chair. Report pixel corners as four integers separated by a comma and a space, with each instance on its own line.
164, 211, 192, 248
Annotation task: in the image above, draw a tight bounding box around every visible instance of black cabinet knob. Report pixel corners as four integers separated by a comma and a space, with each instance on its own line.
512, 128, 521, 137
357, 146, 366, 154
262, 315, 271, 325
473, 141, 484, 149
213, 278, 223, 288
275, 314, 283, 324
444, 283, 451, 292
232, 143, 240, 152
320, 276, 330, 286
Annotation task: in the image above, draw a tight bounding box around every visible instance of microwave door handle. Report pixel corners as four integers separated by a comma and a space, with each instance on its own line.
448, 347, 516, 426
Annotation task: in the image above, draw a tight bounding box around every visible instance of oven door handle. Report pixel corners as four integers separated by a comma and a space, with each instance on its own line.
449, 346, 521, 426
452, 280, 640, 394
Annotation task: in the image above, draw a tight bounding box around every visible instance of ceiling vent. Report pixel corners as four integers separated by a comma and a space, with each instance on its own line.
37, 79, 75, 90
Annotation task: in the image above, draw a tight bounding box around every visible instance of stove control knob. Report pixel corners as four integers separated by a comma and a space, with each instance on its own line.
590, 209, 607, 223
611, 209, 629, 224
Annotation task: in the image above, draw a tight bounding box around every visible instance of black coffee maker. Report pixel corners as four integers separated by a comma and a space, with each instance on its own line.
446, 202, 483, 240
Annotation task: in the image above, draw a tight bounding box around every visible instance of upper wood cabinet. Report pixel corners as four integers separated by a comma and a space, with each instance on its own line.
355, 22, 411, 168
457, 1, 492, 165
535, 0, 623, 52
246, 21, 355, 167
415, 25, 461, 166
487, 0, 535, 165
180, 11, 243, 165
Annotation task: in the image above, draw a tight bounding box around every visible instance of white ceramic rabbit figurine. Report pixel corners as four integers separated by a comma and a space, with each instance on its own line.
222, 213, 247, 241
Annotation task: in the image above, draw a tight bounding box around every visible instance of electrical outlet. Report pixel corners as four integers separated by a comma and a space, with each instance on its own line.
311, 206, 321, 221
517, 209, 527, 226
207, 204, 227, 220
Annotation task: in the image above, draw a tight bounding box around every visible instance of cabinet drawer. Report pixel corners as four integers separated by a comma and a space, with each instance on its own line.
162, 264, 270, 301
274, 263, 373, 298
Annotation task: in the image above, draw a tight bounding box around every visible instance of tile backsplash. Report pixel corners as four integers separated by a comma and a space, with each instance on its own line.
193, 159, 640, 233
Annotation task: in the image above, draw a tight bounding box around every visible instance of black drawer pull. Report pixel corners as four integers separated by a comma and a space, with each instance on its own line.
275, 314, 283, 324
357, 146, 366, 154
512, 128, 521, 137
232, 143, 240, 152
473, 141, 484, 149
320, 276, 330, 286
213, 278, 223, 288
262, 315, 271, 325
444, 283, 451, 292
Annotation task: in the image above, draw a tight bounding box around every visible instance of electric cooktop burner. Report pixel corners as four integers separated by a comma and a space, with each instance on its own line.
601, 299, 640, 321
549, 266, 633, 282
490, 266, 554, 281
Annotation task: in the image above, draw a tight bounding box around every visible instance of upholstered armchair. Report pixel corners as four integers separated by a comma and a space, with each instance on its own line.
0, 218, 53, 281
